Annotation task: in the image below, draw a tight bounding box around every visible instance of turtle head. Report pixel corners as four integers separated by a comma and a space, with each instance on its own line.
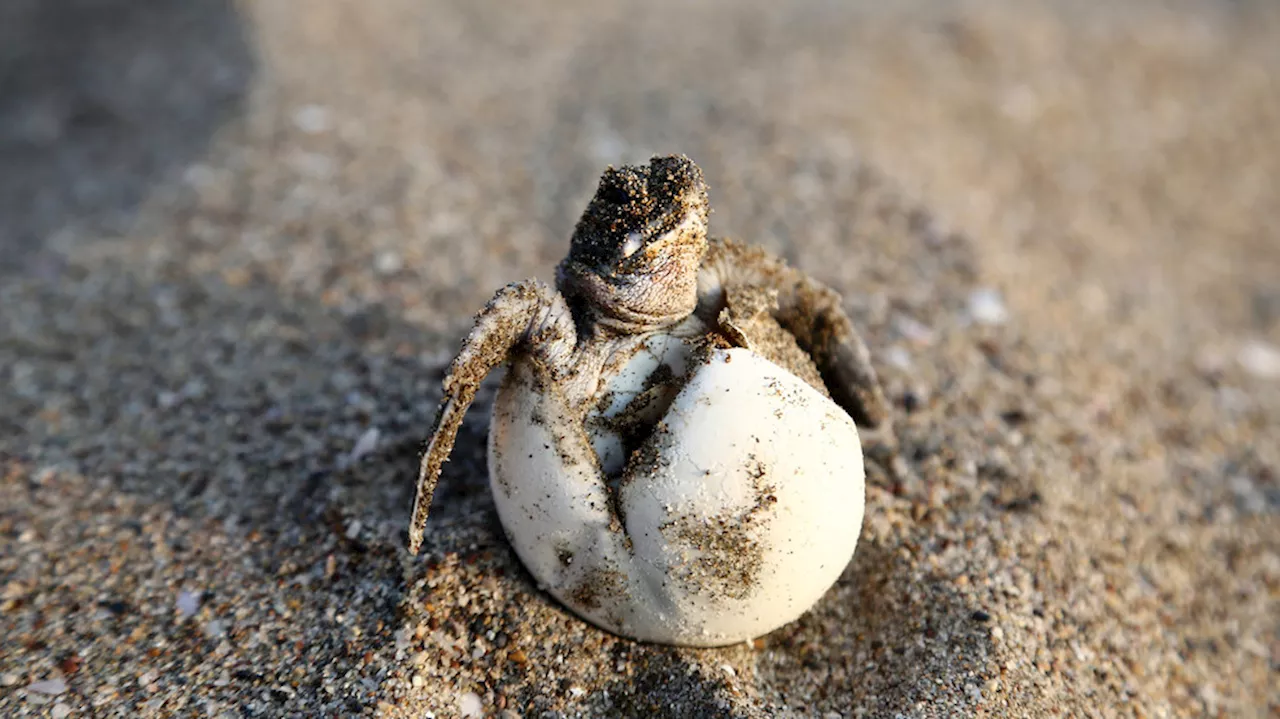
557, 155, 710, 334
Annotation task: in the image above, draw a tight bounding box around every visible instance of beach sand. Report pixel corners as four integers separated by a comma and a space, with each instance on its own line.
1, 0, 1277, 716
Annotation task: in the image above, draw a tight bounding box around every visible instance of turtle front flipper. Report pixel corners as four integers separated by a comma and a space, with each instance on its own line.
717, 283, 830, 399
409, 279, 577, 555
697, 238, 890, 429
696, 237, 904, 479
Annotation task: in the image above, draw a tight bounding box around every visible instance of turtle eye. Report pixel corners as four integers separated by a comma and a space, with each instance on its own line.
621, 231, 644, 258
597, 168, 635, 206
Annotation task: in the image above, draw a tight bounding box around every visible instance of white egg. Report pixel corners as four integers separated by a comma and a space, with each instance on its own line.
488, 338, 865, 647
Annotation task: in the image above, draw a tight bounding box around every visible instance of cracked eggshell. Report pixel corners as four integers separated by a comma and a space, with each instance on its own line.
488, 341, 865, 647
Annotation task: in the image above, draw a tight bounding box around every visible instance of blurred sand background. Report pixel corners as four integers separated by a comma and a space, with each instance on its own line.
1, 0, 1277, 716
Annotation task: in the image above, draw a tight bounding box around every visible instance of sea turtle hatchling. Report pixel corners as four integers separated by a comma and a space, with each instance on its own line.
408, 155, 898, 647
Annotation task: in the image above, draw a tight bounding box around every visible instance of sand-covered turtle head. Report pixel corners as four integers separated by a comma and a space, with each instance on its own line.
557, 154, 710, 334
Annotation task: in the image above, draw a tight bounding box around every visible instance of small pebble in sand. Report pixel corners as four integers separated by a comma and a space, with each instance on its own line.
967, 288, 1009, 326
893, 314, 935, 344
176, 589, 200, 618
26, 678, 67, 696
347, 427, 380, 465
345, 519, 363, 540
375, 251, 404, 275
1237, 339, 1280, 379
1228, 475, 1271, 516
292, 104, 331, 134
885, 345, 913, 370
459, 691, 483, 717
51, 703, 71, 719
